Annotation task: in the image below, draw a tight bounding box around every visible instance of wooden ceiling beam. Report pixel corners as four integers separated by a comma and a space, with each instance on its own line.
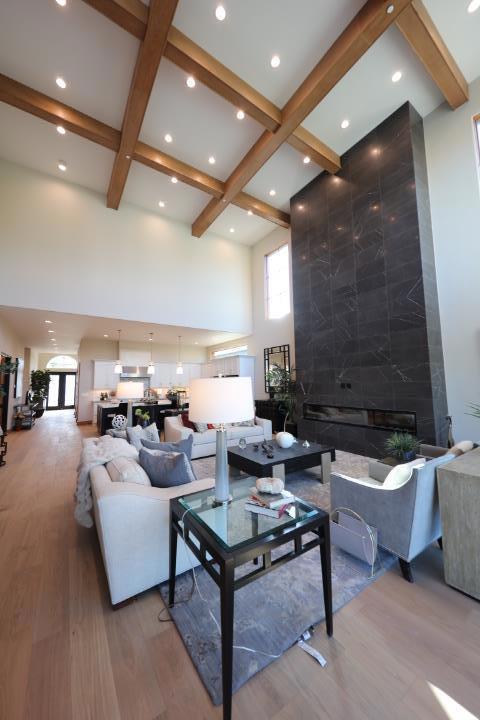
106, 0, 179, 210
0, 74, 287, 228
81, 0, 340, 173
0, 73, 120, 150
395, 0, 468, 110
192, 0, 413, 237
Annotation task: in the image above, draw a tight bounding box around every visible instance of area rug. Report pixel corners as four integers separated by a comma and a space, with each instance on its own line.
159, 452, 396, 706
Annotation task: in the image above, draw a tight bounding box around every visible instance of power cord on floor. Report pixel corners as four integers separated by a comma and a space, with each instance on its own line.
159, 507, 282, 659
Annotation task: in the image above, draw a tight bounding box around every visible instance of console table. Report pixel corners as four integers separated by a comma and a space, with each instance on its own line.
169, 476, 332, 720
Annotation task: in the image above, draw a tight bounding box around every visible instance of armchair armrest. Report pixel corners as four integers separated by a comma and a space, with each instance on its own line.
164, 415, 193, 443
368, 460, 391, 483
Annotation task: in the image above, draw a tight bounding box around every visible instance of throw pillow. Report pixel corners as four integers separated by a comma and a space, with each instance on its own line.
106, 456, 151, 486
181, 412, 196, 431
232, 419, 255, 427
194, 422, 209, 433
383, 459, 425, 490
140, 435, 194, 460
126, 423, 160, 450
450, 440, 474, 456
138, 448, 196, 488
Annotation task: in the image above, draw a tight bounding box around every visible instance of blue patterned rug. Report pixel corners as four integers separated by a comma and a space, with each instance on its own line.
159, 463, 396, 706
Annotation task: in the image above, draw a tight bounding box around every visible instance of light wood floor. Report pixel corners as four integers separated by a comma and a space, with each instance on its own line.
0, 411, 479, 720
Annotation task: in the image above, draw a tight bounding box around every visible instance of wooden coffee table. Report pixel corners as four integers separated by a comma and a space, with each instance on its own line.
228, 440, 336, 484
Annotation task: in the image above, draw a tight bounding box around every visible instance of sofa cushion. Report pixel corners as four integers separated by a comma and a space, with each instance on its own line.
138, 448, 196, 488
105, 456, 151, 486
227, 425, 263, 440
181, 412, 196, 431
141, 434, 194, 460
126, 423, 160, 450
193, 428, 218, 445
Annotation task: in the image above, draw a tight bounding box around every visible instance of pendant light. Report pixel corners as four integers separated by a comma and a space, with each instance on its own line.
147, 332, 155, 375
176, 335, 184, 375
114, 329, 123, 374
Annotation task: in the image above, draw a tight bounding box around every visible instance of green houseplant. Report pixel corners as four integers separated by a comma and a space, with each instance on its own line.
385, 432, 420, 462
135, 408, 150, 428
266, 365, 298, 435
29, 370, 51, 418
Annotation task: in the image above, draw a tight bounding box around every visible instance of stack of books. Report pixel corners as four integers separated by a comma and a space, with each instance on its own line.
245, 488, 295, 518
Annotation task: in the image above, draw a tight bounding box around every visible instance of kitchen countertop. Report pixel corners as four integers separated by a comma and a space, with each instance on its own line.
96, 400, 174, 408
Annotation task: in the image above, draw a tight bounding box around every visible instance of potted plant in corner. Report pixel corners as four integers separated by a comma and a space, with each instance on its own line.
135, 408, 150, 428
384, 432, 421, 463
266, 365, 299, 436
29, 370, 51, 418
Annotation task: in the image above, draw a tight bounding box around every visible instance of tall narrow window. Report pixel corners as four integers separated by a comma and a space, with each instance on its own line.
265, 244, 291, 320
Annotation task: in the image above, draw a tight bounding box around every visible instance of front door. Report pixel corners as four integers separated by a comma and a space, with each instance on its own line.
47, 372, 76, 410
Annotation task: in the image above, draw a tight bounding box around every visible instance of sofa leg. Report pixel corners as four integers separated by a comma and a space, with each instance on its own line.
112, 597, 134, 610
437, 537, 443, 550
398, 559, 414, 583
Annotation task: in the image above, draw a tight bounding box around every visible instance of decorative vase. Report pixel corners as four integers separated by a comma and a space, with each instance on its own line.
402, 450, 416, 462
276, 431, 296, 449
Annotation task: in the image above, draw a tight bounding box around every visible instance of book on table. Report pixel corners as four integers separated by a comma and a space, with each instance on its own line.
248, 488, 295, 509
244, 501, 293, 519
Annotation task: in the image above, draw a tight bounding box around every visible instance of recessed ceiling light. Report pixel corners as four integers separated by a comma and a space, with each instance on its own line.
341, 119, 350, 129
229, 227, 235, 233
236, 109, 245, 120
171, 176, 178, 184
270, 55, 280, 69
303, 155, 311, 164
208, 156, 216, 165
298, 204, 304, 210
386, 4, 395, 13
468, 0, 480, 11
392, 70, 402, 83
247, 210, 253, 216
186, 76, 196, 88
57, 162, 67, 172
48, 330, 55, 333
269, 189, 276, 197
164, 133, 173, 143
215, 4, 226, 21
333, 177, 341, 184
158, 200, 165, 207
371, 147, 381, 156
55, 76, 67, 89
45, 320, 53, 324
56, 125, 66, 135
56, 0, 67, 5
103, 334, 109, 337
194, 341, 199, 345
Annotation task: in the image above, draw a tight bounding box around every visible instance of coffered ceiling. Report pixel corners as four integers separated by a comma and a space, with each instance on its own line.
0, 0, 478, 246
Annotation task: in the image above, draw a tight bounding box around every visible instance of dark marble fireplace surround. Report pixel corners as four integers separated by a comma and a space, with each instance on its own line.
291, 103, 448, 457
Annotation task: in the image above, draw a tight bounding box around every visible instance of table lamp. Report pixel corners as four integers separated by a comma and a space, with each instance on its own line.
189, 377, 254, 505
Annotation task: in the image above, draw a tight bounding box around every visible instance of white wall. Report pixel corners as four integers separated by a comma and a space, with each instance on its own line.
424, 76, 480, 440
0, 313, 25, 428
0, 160, 252, 335
208, 226, 295, 399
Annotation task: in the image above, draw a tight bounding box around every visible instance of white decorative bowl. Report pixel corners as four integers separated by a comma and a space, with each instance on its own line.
276, 431, 296, 449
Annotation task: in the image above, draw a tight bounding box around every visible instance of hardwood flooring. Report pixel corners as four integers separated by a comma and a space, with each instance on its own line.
0, 410, 479, 720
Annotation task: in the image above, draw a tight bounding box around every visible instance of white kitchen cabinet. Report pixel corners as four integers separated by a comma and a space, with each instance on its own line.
201, 356, 255, 386
93, 361, 118, 390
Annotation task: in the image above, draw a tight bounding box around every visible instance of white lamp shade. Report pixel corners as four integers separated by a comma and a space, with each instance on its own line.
114, 362, 123, 374
147, 363, 155, 375
116, 381, 144, 399
188, 377, 254, 424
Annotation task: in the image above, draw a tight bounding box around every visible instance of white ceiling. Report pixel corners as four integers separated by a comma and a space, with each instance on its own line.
0, 0, 479, 245
0, 306, 244, 354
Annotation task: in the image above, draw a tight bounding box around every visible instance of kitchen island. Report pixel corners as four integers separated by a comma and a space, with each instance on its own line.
96, 400, 187, 435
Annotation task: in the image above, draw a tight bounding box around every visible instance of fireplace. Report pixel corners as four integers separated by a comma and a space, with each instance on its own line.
303, 403, 416, 434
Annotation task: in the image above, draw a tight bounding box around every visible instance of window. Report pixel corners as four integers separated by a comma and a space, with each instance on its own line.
265, 244, 291, 319
213, 345, 248, 358
46, 355, 77, 370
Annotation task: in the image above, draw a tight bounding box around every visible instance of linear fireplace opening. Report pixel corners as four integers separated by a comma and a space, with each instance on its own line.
303, 403, 417, 434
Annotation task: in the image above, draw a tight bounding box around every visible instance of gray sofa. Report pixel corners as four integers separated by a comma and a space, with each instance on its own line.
331, 445, 456, 581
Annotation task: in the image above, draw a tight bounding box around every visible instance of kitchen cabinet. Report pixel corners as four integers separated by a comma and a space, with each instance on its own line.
201, 356, 255, 386
150, 362, 202, 389
93, 361, 118, 390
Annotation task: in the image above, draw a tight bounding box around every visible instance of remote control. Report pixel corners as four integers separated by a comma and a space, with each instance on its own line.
298, 640, 327, 667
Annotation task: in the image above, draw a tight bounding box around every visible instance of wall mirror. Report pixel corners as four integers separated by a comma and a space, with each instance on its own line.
264, 344, 290, 394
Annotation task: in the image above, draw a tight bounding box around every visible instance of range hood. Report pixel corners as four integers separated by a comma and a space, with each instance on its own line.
120, 366, 150, 378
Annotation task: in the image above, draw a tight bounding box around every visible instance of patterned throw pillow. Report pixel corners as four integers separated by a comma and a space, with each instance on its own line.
126, 422, 160, 451
194, 422, 209, 433
232, 419, 256, 427
138, 448, 196, 488
105, 456, 151, 486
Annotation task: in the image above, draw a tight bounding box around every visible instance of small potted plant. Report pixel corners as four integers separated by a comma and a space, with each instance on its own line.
266, 365, 298, 436
29, 370, 51, 418
385, 432, 420, 463
135, 408, 150, 428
